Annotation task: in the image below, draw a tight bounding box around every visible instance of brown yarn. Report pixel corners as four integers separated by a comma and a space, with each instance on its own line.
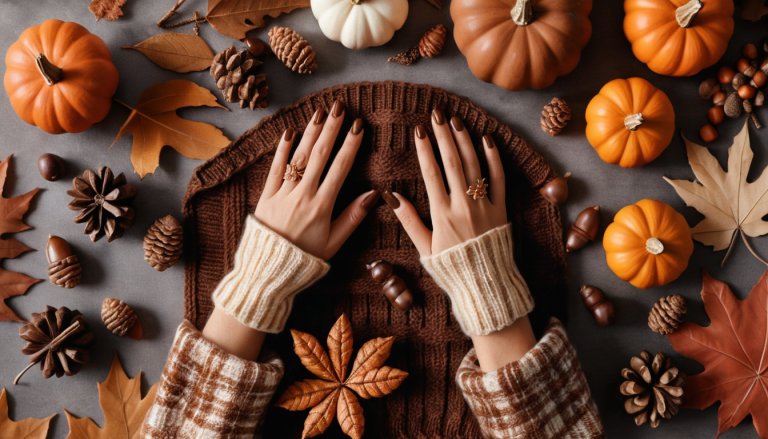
182, 81, 567, 438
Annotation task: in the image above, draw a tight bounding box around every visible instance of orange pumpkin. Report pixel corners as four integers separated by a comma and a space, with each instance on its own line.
451, 0, 593, 91
585, 78, 675, 168
603, 199, 693, 289
4, 20, 119, 134
624, 0, 734, 77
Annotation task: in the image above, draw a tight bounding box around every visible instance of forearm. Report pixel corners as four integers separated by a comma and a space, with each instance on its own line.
470, 316, 536, 372
202, 306, 266, 361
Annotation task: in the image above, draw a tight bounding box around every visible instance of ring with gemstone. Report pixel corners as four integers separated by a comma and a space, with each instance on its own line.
466, 178, 488, 200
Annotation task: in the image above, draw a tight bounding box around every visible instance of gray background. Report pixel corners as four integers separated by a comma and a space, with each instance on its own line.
0, 0, 765, 438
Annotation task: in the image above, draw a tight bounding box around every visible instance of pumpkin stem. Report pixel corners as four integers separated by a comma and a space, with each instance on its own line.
646, 238, 664, 255
676, 0, 702, 28
624, 113, 644, 131
510, 0, 532, 26
35, 54, 63, 86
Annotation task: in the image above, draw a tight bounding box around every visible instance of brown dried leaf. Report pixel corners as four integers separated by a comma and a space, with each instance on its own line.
291, 329, 338, 382
328, 313, 354, 382
345, 366, 408, 399
348, 336, 394, 379
742, 0, 768, 21
0, 389, 55, 439
275, 379, 339, 411
89, 0, 127, 21
302, 388, 339, 439
337, 387, 364, 439
206, 0, 312, 40
111, 79, 230, 179
123, 33, 215, 73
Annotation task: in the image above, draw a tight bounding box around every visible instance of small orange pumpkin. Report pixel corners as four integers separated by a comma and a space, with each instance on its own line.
585, 78, 675, 168
624, 0, 734, 77
4, 20, 119, 134
603, 199, 693, 289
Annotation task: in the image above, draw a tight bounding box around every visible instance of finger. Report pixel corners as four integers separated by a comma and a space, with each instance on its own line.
431, 109, 466, 195
318, 118, 364, 200
414, 124, 449, 206
302, 100, 346, 192
382, 191, 432, 256
262, 128, 295, 198
450, 117, 482, 186
279, 107, 328, 194
325, 189, 380, 256
483, 134, 506, 206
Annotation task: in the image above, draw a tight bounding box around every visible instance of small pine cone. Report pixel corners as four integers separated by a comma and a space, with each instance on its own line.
619, 351, 685, 428
101, 298, 138, 337
210, 45, 268, 110
540, 97, 572, 136
388, 47, 420, 66
143, 215, 183, 272
648, 295, 687, 335
268, 27, 318, 74
418, 24, 447, 58
47, 255, 82, 289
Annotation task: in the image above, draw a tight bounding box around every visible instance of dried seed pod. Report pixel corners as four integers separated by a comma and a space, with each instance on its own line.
367, 260, 413, 311
243, 37, 267, 57
37, 153, 65, 181
743, 65, 757, 78
698, 78, 719, 99
580, 285, 614, 327
743, 43, 758, 60
699, 124, 718, 142
724, 93, 743, 118
268, 26, 318, 74
648, 295, 686, 335
101, 298, 143, 339
46, 235, 81, 289
143, 215, 183, 271
540, 172, 571, 204
751, 70, 766, 88
566, 205, 601, 252
732, 72, 747, 90
707, 106, 724, 125
737, 57, 751, 75
739, 84, 757, 100
712, 91, 727, 106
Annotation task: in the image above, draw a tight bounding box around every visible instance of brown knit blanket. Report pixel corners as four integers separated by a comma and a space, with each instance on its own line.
182, 81, 567, 438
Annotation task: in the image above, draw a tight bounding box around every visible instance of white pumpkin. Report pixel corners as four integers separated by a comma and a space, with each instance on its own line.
311, 0, 409, 50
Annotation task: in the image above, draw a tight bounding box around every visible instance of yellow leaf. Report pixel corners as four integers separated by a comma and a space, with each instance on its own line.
207, 0, 311, 40
65, 352, 158, 439
0, 388, 55, 439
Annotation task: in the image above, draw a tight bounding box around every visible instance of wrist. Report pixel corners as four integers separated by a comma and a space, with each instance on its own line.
202, 306, 266, 361
470, 316, 537, 372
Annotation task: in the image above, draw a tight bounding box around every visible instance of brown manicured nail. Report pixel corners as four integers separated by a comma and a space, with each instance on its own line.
450, 117, 464, 132
351, 118, 363, 135
361, 190, 380, 210
415, 125, 427, 139
483, 134, 496, 149
331, 100, 346, 118
283, 127, 294, 141
432, 109, 445, 125
313, 108, 327, 125
381, 191, 400, 209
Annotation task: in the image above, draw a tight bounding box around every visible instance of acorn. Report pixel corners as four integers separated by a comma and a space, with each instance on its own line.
580, 285, 615, 327
37, 153, 65, 182
539, 172, 571, 204
367, 260, 413, 311
46, 235, 82, 289
566, 205, 600, 252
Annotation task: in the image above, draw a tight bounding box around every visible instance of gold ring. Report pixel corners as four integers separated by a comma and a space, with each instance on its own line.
283, 163, 305, 182
466, 178, 488, 200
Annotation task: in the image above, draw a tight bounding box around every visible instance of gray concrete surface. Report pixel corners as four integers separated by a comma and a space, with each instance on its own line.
0, 0, 765, 437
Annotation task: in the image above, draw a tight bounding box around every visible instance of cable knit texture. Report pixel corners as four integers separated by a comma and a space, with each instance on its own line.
212, 215, 330, 333
421, 223, 534, 336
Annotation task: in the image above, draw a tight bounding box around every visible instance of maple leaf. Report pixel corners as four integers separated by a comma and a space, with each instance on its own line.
742, 0, 768, 21
123, 33, 215, 73
88, 0, 127, 21
0, 388, 55, 438
667, 270, 768, 438
276, 313, 408, 439
664, 121, 768, 267
65, 352, 158, 439
0, 155, 41, 323
112, 79, 231, 179
206, 0, 311, 40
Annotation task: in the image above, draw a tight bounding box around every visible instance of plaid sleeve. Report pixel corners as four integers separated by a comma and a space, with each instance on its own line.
456, 318, 605, 439
140, 320, 284, 439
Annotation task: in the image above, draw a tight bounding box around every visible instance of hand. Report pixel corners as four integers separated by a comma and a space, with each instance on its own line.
383, 110, 507, 256
255, 101, 380, 260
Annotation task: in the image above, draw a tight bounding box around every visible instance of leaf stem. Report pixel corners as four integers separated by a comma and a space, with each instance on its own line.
157, 0, 207, 30
721, 230, 739, 267
740, 229, 768, 266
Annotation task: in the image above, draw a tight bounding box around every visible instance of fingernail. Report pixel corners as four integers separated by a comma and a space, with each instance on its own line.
283, 127, 294, 141
361, 190, 380, 210
313, 108, 327, 125
331, 100, 346, 118
415, 125, 427, 139
381, 191, 400, 209
351, 118, 363, 135
432, 109, 445, 125
450, 117, 464, 132
483, 134, 496, 149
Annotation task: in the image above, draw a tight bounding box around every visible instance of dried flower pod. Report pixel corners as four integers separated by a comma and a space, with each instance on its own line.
619, 351, 685, 428
539, 172, 571, 204
698, 78, 719, 99
143, 215, 183, 271
540, 97, 571, 136
580, 285, 614, 327
37, 153, 65, 182
732, 72, 747, 90
101, 298, 143, 339
724, 93, 743, 118
648, 295, 686, 335
566, 205, 600, 252
46, 235, 81, 289
367, 260, 413, 311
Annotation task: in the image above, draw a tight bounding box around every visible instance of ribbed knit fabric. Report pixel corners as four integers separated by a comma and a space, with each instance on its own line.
212, 215, 330, 333
421, 224, 534, 336
182, 81, 568, 438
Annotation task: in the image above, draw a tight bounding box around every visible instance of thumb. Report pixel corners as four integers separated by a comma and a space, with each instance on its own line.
382, 191, 432, 256
326, 190, 381, 257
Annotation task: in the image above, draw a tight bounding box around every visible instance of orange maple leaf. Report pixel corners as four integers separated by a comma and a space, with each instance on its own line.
0, 388, 55, 438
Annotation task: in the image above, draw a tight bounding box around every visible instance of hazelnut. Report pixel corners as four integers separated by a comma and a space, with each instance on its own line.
699, 124, 718, 143
737, 57, 751, 74
743, 43, 758, 60
539, 172, 571, 205
724, 93, 743, 118
717, 66, 736, 84
713, 91, 727, 106
750, 70, 766, 88
698, 78, 719, 99
732, 72, 747, 90
761, 57, 768, 75
755, 91, 765, 107
744, 65, 757, 78
707, 106, 725, 125
739, 84, 757, 100
37, 153, 65, 182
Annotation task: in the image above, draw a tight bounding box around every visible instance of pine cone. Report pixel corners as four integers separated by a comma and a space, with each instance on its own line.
101, 298, 140, 337
143, 215, 183, 271
619, 351, 685, 428
418, 24, 447, 58
210, 45, 269, 110
17, 306, 94, 383
540, 97, 572, 136
67, 167, 137, 243
268, 27, 318, 74
648, 295, 687, 335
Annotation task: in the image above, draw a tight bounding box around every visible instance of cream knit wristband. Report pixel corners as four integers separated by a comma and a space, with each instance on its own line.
212, 215, 330, 334
420, 223, 534, 336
